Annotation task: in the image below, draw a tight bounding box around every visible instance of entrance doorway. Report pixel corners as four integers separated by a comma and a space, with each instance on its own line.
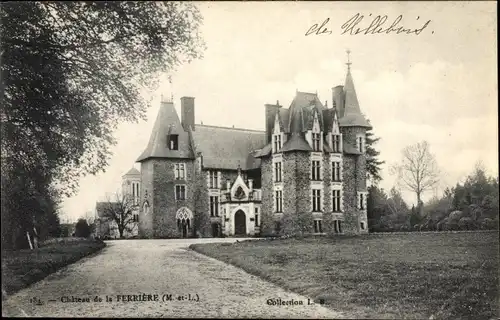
211, 223, 222, 238
175, 207, 193, 238
177, 218, 190, 238
234, 210, 246, 236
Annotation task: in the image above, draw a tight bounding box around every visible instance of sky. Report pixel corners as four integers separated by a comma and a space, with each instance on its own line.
60, 1, 497, 223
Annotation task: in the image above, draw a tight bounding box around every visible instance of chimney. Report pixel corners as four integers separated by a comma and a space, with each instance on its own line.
265, 102, 281, 144
226, 179, 231, 190
332, 86, 344, 115
248, 179, 253, 191
181, 96, 195, 131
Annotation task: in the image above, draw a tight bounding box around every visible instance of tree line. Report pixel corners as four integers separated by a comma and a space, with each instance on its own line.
368, 159, 498, 232
1, 2, 204, 249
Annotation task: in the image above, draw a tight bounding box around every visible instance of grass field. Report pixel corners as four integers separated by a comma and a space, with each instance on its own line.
190, 232, 499, 319
2, 238, 106, 299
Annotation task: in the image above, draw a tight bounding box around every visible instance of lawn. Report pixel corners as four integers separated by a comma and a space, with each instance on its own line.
2, 238, 106, 298
190, 232, 499, 319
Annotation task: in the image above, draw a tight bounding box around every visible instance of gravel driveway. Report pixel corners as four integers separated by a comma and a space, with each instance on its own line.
2, 238, 344, 318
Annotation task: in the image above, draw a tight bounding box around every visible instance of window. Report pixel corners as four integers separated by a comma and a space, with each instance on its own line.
312, 189, 321, 212
358, 136, 364, 153
332, 161, 341, 182
175, 185, 186, 200
209, 171, 218, 188
174, 164, 186, 180
275, 190, 283, 213
360, 221, 366, 230
274, 161, 282, 182
332, 134, 341, 153
312, 133, 321, 151
332, 189, 342, 212
255, 214, 259, 227
273, 134, 282, 153
131, 182, 140, 205
168, 135, 179, 150
255, 208, 259, 214
210, 196, 219, 217
311, 160, 321, 180
359, 193, 365, 210
334, 220, 343, 234
313, 220, 323, 233
132, 214, 139, 222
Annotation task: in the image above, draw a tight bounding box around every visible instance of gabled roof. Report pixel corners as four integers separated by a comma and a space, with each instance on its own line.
137, 101, 194, 162
281, 133, 312, 152
288, 91, 326, 133
123, 167, 140, 177
278, 108, 290, 132
191, 125, 266, 170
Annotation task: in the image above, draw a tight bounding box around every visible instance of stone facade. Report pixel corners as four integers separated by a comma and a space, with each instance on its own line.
134, 62, 372, 238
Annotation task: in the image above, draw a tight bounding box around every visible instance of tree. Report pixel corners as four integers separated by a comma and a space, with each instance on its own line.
74, 218, 91, 238
365, 120, 385, 184
1, 2, 204, 249
98, 193, 138, 239
367, 186, 389, 231
390, 141, 440, 210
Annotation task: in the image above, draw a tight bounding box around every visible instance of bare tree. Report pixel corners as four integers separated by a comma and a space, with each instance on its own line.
98, 192, 138, 239
390, 141, 440, 209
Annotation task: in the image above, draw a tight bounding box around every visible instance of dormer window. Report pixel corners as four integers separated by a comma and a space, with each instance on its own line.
312, 133, 321, 151
273, 134, 282, 153
332, 134, 341, 153
168, 135, 178, 150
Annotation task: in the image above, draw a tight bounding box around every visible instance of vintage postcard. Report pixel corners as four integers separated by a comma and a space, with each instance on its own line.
1, 1, 498, 319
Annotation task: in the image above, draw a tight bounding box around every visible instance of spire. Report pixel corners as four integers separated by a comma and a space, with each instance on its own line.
343, 49, 361, 116
339, 50, 371, 128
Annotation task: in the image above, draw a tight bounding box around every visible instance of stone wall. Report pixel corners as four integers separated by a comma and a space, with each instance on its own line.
195, 157, 211, 237
280, 151, 314, 235
341, 154, 359, 234
139, 160, 154, 238
152, 159, 196, 238
259, 157, 274, 235
340, 125, 368, 234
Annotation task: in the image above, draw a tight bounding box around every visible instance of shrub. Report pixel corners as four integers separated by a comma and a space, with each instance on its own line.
458, 217, 474, 230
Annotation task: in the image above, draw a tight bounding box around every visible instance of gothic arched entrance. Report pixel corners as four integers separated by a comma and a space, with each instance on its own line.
234, 210, 246, 236
176, 207, 193, 238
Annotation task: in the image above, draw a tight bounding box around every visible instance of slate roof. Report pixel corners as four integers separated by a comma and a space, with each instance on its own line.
123, 167, 140, 177
136, 65, 370, 168
339, 69, 371, 128
343, 143, 362, 155
137, 101, 194, 162
191, 125, 266, 170
254, 143, 272, 158
287, 91, 326, 133
281, 133, 312, 153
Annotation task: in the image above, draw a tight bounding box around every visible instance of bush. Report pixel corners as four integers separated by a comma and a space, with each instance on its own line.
74, 219, 91, 238
458, 217, 474, 230
481, 218, 497, 230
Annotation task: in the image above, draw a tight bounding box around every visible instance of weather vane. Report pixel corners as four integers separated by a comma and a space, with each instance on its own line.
346, 49, 352, 70
168, 75, 173, 102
